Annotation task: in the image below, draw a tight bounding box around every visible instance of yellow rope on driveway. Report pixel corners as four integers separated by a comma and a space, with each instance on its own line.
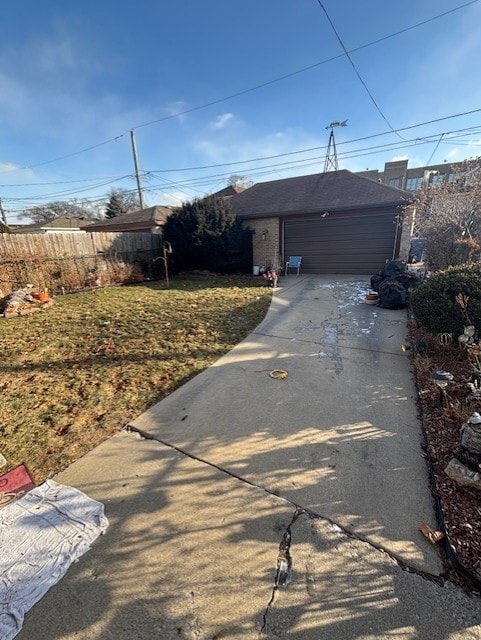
269, 369, 288, 380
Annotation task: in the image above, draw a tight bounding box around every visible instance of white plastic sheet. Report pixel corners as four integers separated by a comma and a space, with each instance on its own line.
0, 479, 108, 640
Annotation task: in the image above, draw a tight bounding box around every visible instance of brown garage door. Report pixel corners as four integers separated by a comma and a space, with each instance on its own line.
284, 211, 398, 274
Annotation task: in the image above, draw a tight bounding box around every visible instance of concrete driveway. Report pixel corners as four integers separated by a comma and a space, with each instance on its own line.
131, 275, 441, 575
16, 275, 481, 640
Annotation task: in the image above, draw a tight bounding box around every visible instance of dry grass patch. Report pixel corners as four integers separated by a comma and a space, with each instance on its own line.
0, 275, 271, 482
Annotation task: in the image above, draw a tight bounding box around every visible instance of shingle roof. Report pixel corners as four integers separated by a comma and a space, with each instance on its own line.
87, 206, 173, 229
42, 216, 96, 228
229, 170, 412, 219
212, 185, 247, 197
13, 216, 96, 233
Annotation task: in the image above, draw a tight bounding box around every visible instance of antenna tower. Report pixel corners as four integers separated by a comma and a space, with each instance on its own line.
323, 120, 348, 172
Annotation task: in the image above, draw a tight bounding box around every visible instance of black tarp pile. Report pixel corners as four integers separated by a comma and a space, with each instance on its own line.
370, 260, 420, 309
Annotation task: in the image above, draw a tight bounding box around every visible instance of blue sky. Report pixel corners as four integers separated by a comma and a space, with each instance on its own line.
2, 0, 481, 223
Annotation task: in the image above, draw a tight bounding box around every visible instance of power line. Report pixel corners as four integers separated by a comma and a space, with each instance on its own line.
3, 187, 140, 217
131, 0, 479, 132
0, 1, 476, 175
19, 136, 127, 172
0, 173, 134, 188
1, 175, 133, 203
138, 128, 481, 188
141, 111, 481, 174
115, 131, 481, 194
5, 122, 481, 208
144, 172, 205, 199
425, 133, 445, 166
347, 0, 479, 54
5, 133, 480, 221
5, 109, 481, 192
315, 0, 400, 136
4, 120, 481, 212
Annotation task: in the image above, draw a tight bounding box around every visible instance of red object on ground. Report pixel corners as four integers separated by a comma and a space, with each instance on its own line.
0, 464, 35, 495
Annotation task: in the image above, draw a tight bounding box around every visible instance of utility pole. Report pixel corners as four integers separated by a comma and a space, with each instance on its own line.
0, 199, 7, 227
130, 129, 145, 210
323, 120, 348, 172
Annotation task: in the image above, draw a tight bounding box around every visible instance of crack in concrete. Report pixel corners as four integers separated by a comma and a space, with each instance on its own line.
252, 330, 405, 358
259, 507, 304, 636
124, 426, 445, 588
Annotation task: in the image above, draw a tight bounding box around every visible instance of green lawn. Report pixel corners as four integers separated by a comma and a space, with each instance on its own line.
1, 275, 272, 482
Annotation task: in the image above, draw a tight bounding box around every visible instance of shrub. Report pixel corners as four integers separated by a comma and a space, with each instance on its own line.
410, 264, 481, 335
163, 196, 253, 273
424, 231, 481, 271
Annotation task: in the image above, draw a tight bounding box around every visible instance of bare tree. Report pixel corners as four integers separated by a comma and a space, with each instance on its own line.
409, 160, 481, 269
228, 175, 254, 190
19, 199, 97, 224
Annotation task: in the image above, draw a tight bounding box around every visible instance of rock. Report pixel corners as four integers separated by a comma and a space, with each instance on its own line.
461, 412, 481, 454
445, 458, 481, 490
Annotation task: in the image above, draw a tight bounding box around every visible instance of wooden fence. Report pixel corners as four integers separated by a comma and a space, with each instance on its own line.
0, 232, 162, 295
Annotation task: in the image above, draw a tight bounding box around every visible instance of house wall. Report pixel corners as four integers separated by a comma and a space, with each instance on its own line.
242, 205, 415, 273
43, 228, 85, 234
88, 223, 162, 233
243, 217, 281, 269
356, 159, 464, 191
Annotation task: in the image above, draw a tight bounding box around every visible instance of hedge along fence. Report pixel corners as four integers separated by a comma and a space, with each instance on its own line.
0, 232, 162, 296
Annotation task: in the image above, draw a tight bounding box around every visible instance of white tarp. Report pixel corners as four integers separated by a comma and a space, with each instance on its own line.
0, 479, 108, 640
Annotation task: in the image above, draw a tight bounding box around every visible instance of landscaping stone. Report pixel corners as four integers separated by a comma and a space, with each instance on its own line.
445, 458, 481, 491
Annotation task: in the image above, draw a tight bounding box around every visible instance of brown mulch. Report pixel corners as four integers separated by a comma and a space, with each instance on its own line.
408, 322, 481, 588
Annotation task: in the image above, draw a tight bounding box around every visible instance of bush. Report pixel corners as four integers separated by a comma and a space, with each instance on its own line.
410, 264, 481, 335
163, 196, 253, 274
424, 230, 481, 271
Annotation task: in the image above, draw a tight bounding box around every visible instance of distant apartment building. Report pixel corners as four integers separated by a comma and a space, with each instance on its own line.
356, 159, 464, 191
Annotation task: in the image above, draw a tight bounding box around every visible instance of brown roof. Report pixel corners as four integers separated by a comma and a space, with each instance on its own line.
229, 170, 412, 219
43, 216, 96, 228
212, 185, 247, 198
13, 216, 96, 233
87, 206, 173, 231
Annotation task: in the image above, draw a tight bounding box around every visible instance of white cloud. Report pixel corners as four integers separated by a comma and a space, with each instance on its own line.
0, 73, 29, 115
35, 37, 77, 73
0, 162, 23, 174
391, 155, 408, 161
445, 148, 459, 160
153, 189, 190, 206
192, 125, 329, 187
162, 101, 189, 124
467, 140, 481, 149
209, 113, 234, 129
196, 126, 320, 162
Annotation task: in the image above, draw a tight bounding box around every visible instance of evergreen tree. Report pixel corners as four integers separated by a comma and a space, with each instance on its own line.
163, 196, 252, 273
104, 190, 141, 219
105, 193, 126, 218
